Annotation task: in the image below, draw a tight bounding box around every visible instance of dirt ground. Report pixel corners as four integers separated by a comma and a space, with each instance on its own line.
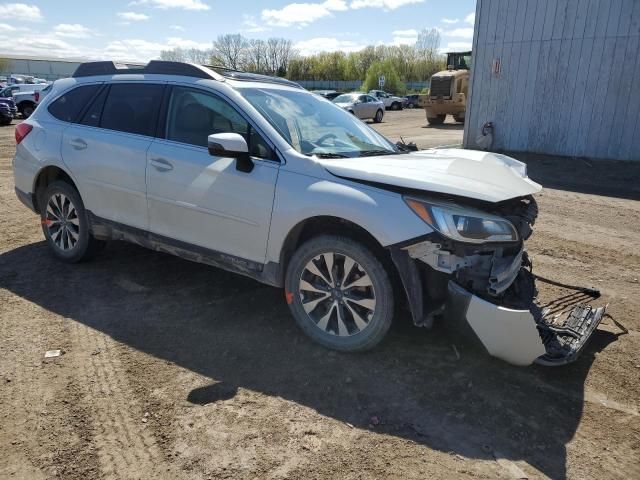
1, 113, 639, 480
373, 108, 464, 149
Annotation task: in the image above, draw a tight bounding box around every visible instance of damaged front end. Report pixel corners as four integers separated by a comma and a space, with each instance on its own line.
390, 194, 605, 367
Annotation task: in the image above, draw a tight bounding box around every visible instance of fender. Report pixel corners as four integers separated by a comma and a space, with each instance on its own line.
265, 170, 431, 264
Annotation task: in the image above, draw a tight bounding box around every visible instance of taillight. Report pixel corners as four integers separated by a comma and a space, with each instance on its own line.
15, 123, 33, 144
34, 91, 40, 102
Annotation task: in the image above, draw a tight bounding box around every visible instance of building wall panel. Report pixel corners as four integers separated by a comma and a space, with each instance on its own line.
465, 0, 640, 161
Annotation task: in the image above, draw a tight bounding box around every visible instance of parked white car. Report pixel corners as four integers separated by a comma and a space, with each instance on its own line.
369, 90, 405, 110
12, 61, 605, 366
333, 92, 384, 122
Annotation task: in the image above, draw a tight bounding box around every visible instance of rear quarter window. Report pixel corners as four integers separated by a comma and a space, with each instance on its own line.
48, 84, 101, 123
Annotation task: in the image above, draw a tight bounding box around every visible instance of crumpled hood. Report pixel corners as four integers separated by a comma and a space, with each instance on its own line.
317, 148, 542, 203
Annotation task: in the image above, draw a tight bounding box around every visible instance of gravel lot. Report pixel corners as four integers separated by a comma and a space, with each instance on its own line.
1, 113, 639, 480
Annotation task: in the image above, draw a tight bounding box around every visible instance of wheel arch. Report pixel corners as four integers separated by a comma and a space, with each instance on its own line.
32, 165, 79, 214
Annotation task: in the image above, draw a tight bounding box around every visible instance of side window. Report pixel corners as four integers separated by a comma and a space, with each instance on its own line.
100, 83, 164, 136
48, 84, 102, 123
358, 95, 367, 103
166, 86, 274, 159
79, 87, 108, 127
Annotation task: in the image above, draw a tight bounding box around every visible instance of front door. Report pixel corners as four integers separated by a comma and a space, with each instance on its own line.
146, 85, 279, 264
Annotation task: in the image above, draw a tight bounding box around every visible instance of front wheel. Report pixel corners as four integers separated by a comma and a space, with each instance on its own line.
41, 181, 104, 263
285, 235, 394, 352
427, 114, 446, 125
373, 109, 384, 123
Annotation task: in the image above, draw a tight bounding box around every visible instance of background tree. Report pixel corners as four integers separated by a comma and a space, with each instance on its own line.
212, 34, 247, 70
361, 60, 405, 94
158, 31, 446, 89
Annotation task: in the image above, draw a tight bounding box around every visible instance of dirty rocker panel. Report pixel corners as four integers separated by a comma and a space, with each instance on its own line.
87, 212, 281, 286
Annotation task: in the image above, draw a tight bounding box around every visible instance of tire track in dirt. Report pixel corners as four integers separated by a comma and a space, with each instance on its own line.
68, 321, 167, 479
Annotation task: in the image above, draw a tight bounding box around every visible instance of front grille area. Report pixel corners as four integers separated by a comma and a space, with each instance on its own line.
429, 76, 453, 97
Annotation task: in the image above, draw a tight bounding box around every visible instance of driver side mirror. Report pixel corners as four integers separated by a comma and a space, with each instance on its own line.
208, 133, 254, 173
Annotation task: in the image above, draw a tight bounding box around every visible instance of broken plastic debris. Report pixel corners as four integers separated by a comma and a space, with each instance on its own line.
44, 350, 62, 358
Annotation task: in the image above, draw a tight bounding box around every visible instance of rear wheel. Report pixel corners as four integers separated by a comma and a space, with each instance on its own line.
41, 181, 104, 263
373, 109, 384, 123
453, 114, 465, 123
427, 114, 446, 125
285, 235, 394, 352
391, 102, 401, 111
20, 103, 35, 118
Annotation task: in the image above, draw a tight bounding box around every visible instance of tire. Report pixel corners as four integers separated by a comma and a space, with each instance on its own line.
285, 235, 394, 352
40, 181, 105, 263
0, 117, 11, 126
407, 103, 415, 109
391, 102, 401, 111
454, 115, 465, 124
373, 109, 384, 123
427, 114, 446, 125
20, 103, 35, 119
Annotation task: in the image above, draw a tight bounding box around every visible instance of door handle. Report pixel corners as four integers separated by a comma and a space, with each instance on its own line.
150, 157, 173, 172
69, 138, 87, 150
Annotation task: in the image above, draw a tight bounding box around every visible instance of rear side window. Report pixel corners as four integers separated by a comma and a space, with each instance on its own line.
79, 87, 108, 128
48, 84, 101, 122
100, 84, 164, 136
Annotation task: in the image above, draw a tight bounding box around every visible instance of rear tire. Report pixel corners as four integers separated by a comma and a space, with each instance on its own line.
427, 114, 446, 125
373, 109, 384, 123
285, 235, 394, 352
20, 103, 35, 119
41, 181, 105, 263
391, 102, 401, 111
454, 114, 465, 124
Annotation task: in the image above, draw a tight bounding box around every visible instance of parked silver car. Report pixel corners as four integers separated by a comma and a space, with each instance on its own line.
332, 93, 384, 123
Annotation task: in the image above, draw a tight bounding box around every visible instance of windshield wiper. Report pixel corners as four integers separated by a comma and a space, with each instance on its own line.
358, 149, 399, 157
313, 152, 351, 158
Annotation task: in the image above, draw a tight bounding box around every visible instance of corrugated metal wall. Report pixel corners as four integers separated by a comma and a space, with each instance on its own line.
464, 0, 640, 161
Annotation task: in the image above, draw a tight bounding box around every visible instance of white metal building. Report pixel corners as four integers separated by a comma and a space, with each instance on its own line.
464, 0, 640, 161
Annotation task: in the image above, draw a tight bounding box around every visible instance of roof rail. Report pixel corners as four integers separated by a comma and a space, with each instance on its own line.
204, 66, 303, 89
72, 60, 218, 80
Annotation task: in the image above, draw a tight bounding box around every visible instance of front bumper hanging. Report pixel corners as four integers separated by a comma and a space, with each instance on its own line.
446, 268, 606, 366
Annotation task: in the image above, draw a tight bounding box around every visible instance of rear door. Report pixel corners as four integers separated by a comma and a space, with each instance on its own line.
146, 85, 279, 264
354, 95, 368, 119
61, 82, 165, 230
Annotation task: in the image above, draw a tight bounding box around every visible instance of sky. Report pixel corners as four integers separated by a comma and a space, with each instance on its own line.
0, 0, 476, 62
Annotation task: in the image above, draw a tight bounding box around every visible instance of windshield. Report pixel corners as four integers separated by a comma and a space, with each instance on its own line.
332, 94, 357, 104
239, 88, 399, 158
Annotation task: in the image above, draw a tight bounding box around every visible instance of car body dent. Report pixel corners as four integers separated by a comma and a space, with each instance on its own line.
317, 148, 542, 203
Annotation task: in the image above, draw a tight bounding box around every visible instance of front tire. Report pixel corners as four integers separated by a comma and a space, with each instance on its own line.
285, 235, 394, 352
41, 181, 104, 263
427, 114, 446, 125
373, 109, 384, 123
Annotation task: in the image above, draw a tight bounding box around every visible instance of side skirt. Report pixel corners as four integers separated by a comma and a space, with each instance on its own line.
87, 212, 281, 287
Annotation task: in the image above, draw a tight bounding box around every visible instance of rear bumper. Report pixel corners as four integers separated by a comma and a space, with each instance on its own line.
446, 272, 606, 367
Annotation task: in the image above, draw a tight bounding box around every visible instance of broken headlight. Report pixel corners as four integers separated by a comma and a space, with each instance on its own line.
404, 198, 519, 244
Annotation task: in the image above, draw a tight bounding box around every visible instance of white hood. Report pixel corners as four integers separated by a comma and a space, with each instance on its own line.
317, 148, 542, 203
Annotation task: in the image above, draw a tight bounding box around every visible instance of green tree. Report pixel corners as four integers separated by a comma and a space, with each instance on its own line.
362, 60, 406, 94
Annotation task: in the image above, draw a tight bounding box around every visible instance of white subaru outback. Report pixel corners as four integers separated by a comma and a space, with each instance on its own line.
12, 61, 605, 366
